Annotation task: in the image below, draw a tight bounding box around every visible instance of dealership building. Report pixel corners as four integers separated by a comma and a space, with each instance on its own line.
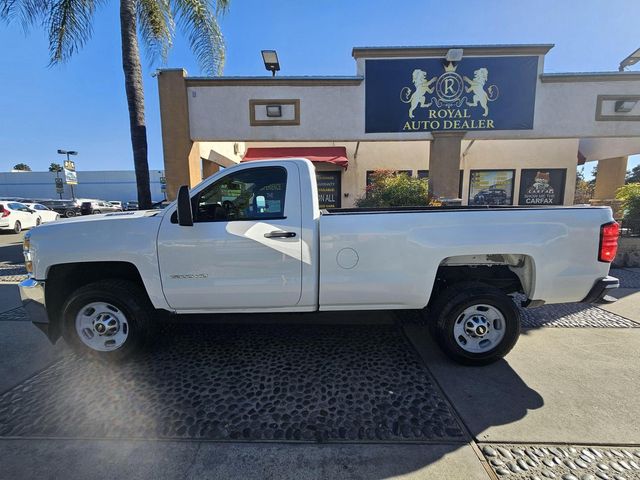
157, 44, 640, 210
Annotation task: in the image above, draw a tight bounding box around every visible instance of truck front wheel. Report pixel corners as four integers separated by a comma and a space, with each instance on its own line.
430, 283, 520, 366
61, 279, 152, 360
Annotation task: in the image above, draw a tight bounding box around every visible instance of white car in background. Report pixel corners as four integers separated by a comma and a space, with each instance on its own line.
0, 201, 41, 233
25, 203, 60, 223
108, 201, 123, 210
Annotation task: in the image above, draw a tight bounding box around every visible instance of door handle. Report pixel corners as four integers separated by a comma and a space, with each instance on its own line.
264, 230, 296, 238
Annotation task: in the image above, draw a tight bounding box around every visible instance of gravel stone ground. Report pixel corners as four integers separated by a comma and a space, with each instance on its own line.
0, 323, 466, 443
481, 443, 640, 479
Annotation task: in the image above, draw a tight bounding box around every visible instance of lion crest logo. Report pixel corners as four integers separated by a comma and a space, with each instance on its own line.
463, 68, 499, 117
400, 63, 499, 118
400, 69, 437, 119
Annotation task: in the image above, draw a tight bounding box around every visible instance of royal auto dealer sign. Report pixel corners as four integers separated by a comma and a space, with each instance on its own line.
365, 56, 538, 133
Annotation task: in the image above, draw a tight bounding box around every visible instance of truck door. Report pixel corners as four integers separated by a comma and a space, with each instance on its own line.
157, 163, 303, 311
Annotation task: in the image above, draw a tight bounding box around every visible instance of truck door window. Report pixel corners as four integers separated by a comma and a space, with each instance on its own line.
193, 166, 287, 222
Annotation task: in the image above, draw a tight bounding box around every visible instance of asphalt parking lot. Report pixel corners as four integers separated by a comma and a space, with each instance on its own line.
0, 231, 639, 479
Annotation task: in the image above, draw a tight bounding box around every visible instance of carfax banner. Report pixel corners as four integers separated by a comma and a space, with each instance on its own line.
365, 56, 538, 133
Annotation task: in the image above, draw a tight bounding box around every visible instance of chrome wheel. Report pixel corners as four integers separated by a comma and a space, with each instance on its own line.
453, 304, 506, 354
75, 302, 129, 351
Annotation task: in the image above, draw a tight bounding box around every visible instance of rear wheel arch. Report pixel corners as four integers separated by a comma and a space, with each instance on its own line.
428, 254, 536, 305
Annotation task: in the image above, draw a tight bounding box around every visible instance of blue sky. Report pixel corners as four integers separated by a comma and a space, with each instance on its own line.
0, 0, 638, 175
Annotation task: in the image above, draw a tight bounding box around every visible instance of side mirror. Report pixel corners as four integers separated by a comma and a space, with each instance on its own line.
176, 185, 193, 226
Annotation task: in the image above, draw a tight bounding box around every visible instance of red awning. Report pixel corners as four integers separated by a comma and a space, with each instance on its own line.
242, 147, 348, 169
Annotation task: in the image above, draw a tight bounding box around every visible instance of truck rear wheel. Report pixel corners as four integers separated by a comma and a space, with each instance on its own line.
61, 279, 152, 361
429, 282, 520, 366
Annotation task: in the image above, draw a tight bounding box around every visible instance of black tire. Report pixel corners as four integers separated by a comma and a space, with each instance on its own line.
13, 221, 21, 234
61, 279, 153, 361
65, 210, 76, 218
93, 210, 101, 214
429, 282, 520, 366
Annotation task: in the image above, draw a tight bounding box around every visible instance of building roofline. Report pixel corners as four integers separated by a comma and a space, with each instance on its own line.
352, 44, 555, 58
184, 76, 364, 87
540, 71, 640, 83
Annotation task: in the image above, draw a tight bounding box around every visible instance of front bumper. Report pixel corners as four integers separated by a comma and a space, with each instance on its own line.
19, 278, 53, 339
581, 276, 619, 304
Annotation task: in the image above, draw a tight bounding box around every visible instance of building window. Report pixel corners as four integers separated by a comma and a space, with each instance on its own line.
468, 170, 515, 206
366, 170, 412, 187
417, 170, 429, 180
518, 169, 567, 205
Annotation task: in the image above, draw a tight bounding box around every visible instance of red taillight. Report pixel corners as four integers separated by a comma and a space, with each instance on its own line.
599, 222, 619, 263
1, 209, 9, 218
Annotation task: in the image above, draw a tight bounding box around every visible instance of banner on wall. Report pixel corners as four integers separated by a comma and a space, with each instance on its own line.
365, 56, 538, 133
468, 170, 514, 206
316, 171, 341, 209
519, 169, 566, 205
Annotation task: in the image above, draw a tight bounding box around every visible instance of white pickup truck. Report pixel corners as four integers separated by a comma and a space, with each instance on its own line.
20, 159, 620, 365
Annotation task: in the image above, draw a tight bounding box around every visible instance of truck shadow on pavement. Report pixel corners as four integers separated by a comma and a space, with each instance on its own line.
0, 313, 544, 479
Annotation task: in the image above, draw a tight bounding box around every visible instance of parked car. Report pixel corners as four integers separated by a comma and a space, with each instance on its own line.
19, 159, 620, 365
25, 203, 60, 223
0, 201, 41, 233
125, 201, 139, 211
109, 201, 123, 210
472, 187, 509, 205
39, 200, 81, 218
80, 200, 122, 215
151, 200, 171, 209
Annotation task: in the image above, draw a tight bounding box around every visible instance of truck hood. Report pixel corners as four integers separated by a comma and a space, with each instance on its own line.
28, 209, 166, 280
49, 209, 164, 226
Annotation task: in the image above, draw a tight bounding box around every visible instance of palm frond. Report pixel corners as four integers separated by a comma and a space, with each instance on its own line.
137, 0, 173, 64
172, 0, 226, 75
1, 0, 50, 32
47, 0, 100, 65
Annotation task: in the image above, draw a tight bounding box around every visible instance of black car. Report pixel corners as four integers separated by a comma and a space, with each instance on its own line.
472, 188, 508, 206
80, 200, 122, 215
39, 199, 81, 218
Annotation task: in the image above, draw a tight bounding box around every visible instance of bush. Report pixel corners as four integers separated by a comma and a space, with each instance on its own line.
616, 183, 640, 219
355, 170, 432, 208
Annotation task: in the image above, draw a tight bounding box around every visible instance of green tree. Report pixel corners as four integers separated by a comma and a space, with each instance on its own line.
574, 166, 594, 204
356, 170, 432, 208
49, 162, 63, 172
13, 163, 31, 171
616, 183, 640, 220
627, 164, 640, 184
1, 0, 229, 209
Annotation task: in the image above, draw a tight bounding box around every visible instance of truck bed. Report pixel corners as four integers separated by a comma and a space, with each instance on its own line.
323, 205, 601, 215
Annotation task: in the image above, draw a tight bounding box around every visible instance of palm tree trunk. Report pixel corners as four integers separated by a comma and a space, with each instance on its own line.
120, 0, 152, 209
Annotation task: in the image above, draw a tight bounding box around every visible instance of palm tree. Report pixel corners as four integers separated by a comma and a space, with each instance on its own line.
1, 0, 228, 209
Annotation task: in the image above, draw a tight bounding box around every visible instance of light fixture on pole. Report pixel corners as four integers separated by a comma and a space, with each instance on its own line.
57, 149, 78, 200
619, 47, 640, 71
261, 50, 280, 76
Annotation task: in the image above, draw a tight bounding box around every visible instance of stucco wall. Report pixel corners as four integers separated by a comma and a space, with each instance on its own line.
186, 77, 640, 143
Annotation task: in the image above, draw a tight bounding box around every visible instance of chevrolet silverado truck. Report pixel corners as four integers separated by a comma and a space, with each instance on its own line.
19, 159, 620, 365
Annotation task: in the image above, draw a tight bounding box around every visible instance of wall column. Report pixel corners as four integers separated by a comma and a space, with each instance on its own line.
157, 69, 202, 200
429, 132, 464, 199
202, 159, 220, 179
593, 156, 628, 200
